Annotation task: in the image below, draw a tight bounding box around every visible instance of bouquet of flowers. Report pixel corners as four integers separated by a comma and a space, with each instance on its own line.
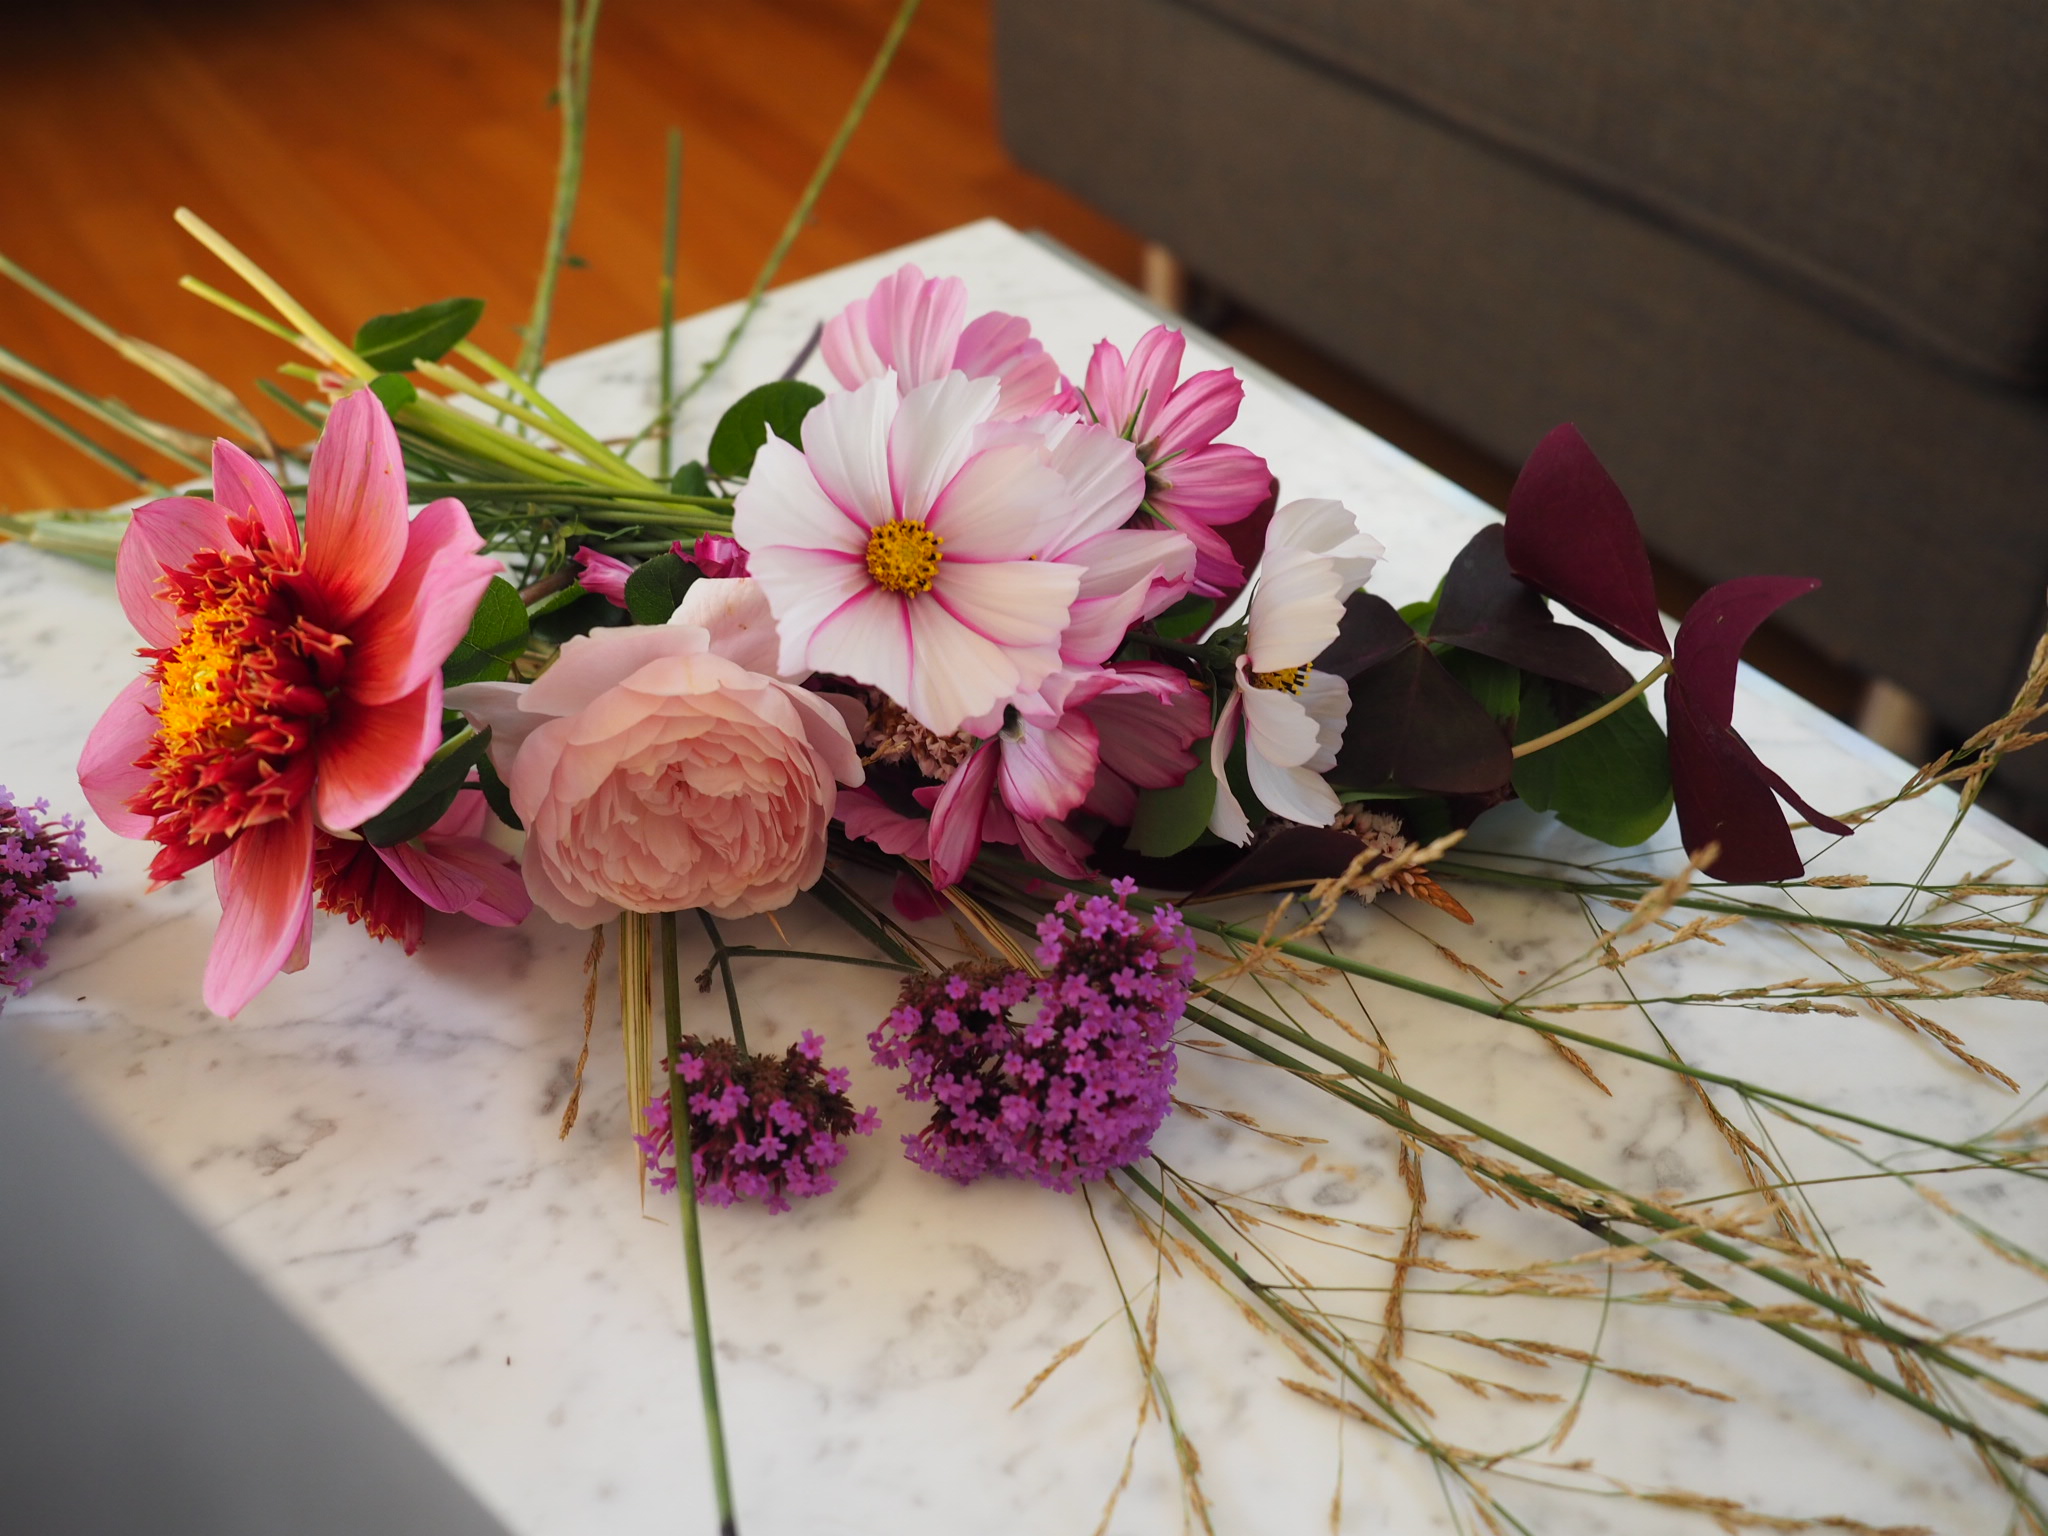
6, 2, 2046, 1529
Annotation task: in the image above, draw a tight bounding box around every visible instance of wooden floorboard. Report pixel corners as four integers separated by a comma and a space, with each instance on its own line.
0, 0, 1141, 509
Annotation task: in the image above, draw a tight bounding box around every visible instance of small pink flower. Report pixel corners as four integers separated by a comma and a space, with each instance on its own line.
686, 533, 750, 578
821, 264, 1060, 420
78, 390, 499, 1015
449, 580, 864, 925
1070, 326, 1273, 595
572, 546, 636, 607
928, 663, 1210, 887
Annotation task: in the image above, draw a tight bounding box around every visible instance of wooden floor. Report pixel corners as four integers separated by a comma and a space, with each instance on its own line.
0, 0, 1864, 723
0, 0, 1141, 510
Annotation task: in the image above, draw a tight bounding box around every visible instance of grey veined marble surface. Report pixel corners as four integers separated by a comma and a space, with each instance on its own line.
3, 221, 2045, 1534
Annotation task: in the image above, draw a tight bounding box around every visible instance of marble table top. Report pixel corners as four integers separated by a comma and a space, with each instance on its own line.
5, 220, 2045, 1534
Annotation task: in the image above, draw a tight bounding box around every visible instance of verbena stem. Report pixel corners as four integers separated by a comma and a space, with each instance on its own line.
660, 910, 740, 1535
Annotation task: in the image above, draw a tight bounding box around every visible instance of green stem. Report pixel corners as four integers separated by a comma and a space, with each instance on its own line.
518, 0, 603, 381
715, 946, 917, 975
1510, 659, 1670, 759
660, 910, 740, 1536
657, 126, 683, 480
399, 479, 731, 510
695, 910, 749, 1055
634, 0, 923, 448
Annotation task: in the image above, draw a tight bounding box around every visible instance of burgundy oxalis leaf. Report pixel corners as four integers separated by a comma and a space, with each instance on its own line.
1325, 594, 1514, 795
1666, 576, 1852, 883
1503, 424, 1669, 657
1431, 525, 1633, 696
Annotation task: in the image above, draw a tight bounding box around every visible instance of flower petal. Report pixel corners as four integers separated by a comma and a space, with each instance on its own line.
375, 836, 487, 915
733, 434, 870, 554
868, 265, 967, 390
675, 576, 786, 679
924, 440, 1072, 561
522, 624, 708, 717
999, 712, 1098, 822
211, 439, 299, 556
954, 311, 1060, 419
1245, 747, 1342, 828
300, 389, 409, 627
929, 739, 1000, 887
1119, 326, 1186, 444
743, 544, 872, 677
315, 676, 443, 831
1040, 419, 1145, 554
78, 674, 161, 837
1207, 691, 1252, 845
837, 785, 932, 859
800, 374, 899, 529
1153, 442, 1274, 528
889, 372, 1000, 523
1151, 364, 1243, 455
344, 498, 498, 706
203, 802, 314, 1017
812, 586, 915, 713
117, 496, 238, 647
1239, 674, 1324, 769
931, 557, 1079, 651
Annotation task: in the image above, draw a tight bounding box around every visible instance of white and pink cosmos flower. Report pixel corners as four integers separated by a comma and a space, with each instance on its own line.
734, 371, 1191, 738
821, 263, 1061, 420
1067, 326, 1274, 596
1210, 499, 1385, 844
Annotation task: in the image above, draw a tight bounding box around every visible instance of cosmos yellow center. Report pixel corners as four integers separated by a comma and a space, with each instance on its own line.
1249, 662, 1312, 695
864, 519, 943, 596
157, 604, 242, 751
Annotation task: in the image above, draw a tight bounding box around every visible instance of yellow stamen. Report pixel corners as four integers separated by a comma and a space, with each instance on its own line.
1250, 661, 1312, 695
864, 519, 943, 596
157, 605, 241, 751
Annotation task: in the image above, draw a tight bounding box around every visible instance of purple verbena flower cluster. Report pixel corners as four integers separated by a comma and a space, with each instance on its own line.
1, 788, 98, 1007
636, 1030, 879, 1213
869, 879, 1192, 1192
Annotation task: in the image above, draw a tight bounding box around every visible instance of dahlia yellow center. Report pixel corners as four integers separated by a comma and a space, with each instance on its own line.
157, 604, 241, 751
864, 519, 943, 596
1250, 661, 1312, 695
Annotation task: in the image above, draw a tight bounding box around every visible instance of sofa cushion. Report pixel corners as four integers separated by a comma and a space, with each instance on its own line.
1183, 0, 2048, 388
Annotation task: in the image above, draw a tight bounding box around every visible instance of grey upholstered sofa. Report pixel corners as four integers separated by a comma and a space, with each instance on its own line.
993, 0, 2048, 782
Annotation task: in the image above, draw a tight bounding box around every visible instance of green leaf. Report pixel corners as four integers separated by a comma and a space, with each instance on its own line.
358, 727, 492, 846
1437, 647, 1521, 725
706, 380, 824, 479
1151, 594, 1215, 641
1512, 682, 1673, 847
367, 373, 417, 412
670, 460, 712, 497
353, 297, 486, 372
624, 550, 693, 625
475, 751, 522, 832
524, 580, 588, 620
441, 577, 529, 686
1130, 759, 1217, 857
1398, 596, 1439, 635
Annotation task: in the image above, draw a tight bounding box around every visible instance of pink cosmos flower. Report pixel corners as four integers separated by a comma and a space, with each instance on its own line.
1068, 326, 1273, 595
448, 580, 864, 925
821, 264, 1061, 420
927, 663, 1210, 887
78, 391, 499, 1016
735, 372, 1119, 737
312, 787, 531, 953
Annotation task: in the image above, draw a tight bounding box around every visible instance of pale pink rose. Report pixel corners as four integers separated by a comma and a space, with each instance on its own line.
448, 580, 863, 926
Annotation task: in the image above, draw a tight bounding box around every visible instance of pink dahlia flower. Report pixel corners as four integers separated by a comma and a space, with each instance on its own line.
1069, 326, 1273, 595
735, 372, 1105, 737
78, 391, 498, 1016
448, 580, 864, 926
821, 263, 1061, 421
312, 787, 531, 953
